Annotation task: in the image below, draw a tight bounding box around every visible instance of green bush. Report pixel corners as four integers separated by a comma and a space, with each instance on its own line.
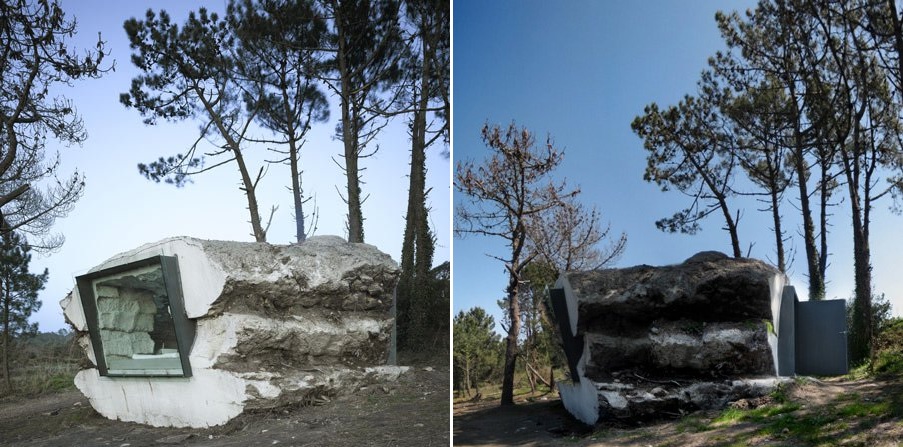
846, 316, 903, 379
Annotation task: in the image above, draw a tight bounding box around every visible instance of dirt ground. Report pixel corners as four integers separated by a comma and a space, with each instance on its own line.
0, 356, 448, 447
453, 376, 903, 447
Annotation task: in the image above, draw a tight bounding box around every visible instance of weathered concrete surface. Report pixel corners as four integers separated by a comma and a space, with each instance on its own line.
553, 252, 785, 425
61, 236, 406, 428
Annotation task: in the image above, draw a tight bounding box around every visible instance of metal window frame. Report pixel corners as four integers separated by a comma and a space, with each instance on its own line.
75, 255, 195, 378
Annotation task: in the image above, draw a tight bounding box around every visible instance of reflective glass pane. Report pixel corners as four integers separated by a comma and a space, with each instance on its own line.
91, 263, 184, 376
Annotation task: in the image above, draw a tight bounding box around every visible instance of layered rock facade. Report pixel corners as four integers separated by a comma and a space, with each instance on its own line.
553, 252, 789, 425
61, 236, 406, 428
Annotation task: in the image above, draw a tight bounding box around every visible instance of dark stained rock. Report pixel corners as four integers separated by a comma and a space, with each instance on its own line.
562, 255, 780, 332
682, 251, 729, 264
553, 252, 785, 425
581, 320, 774, 382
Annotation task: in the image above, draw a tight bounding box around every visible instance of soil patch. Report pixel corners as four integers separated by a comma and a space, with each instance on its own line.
454, 395, 592, 446
0, 356, 448, 447
454, 376, 903, 446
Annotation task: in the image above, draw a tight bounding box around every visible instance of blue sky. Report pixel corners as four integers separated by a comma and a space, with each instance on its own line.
27, 1, 450, 332
453, 0, 903, 329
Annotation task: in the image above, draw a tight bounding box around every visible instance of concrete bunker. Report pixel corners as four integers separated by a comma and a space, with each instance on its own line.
549, 251, 849, 425
61, 236, 407, 428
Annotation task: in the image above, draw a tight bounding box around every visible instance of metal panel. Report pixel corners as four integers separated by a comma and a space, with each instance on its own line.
795, 299, 849, 376
776, 286, 796, 376
388, 285, 397, 366
160, 255, 195, 378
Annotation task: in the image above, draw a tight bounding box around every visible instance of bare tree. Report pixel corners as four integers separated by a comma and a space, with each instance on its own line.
0, 0, 109, 250
519, 197, 626, 393
527, 196, 626, 272
455, 122, 576, 406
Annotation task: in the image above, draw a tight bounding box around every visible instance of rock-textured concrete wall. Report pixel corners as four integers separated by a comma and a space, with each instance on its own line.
554, 251, 789, 425
61, 236, 406, 428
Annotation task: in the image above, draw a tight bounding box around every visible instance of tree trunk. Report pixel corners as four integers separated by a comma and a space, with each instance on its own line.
2, 279, 10, 392
843, 121, 873, 365
464, 357, 472, 397
770, 186, 786, 272
280, 74, 306, 244
231, 149, 267, 243
290, 150, 306, 243
715, 196, 742, 258
398, 137, 427, 346
785, 70, 824, 299
398, 25, 437, 350
333, 1, 364, 244
792, 145, 823, 300
850, 197, 873, 365
343, 126, 364, 243
818, 157, 831, 286
525, 361, 552, 390
195, 87, 266, 243
500, 265, 521, 406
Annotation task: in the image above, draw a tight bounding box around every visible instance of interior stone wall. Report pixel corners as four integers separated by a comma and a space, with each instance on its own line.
95, 287, 156, 359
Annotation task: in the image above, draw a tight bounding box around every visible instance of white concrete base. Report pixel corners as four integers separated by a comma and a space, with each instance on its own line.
557, 380, 600, 425
75, 365, 410, 427
75, 368, 247, 428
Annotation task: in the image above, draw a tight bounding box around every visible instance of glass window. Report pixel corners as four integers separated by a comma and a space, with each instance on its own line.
76, 256, 194, 377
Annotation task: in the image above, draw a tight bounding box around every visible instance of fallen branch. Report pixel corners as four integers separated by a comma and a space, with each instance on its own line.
632, 372, 681, 387
526, 362, 553, 389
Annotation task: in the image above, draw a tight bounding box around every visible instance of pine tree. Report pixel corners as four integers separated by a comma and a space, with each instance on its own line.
453, 307, 502, 397
0, 0, 108, 251
396, 0, 449, 352
0, 231, 47, 392
320, 0, 405, 243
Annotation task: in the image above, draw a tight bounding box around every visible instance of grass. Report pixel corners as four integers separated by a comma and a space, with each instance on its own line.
1, 331, 82, 398
1, 359, 80, 398
454, 368, 566, 403
671, 377, 903, 446
676, 414, 713, 433
846, 351, 903, 382
873, 351, 903, 376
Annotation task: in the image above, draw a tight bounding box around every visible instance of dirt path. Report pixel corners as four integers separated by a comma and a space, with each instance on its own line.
453, 395, 591, 446
0, 361, 448, 447
453, 377, 903, 446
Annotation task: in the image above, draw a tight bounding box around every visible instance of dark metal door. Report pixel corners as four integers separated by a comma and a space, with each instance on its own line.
795, 299, 849, 376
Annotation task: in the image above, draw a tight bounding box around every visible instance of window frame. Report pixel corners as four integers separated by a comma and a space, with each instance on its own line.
75, 255, 196, 378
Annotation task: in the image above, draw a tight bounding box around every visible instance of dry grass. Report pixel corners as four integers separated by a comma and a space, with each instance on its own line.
2, 359, 80, 397
1, 333, 82, 398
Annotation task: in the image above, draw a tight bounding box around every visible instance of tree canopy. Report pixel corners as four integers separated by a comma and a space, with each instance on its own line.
0, 0, 108, 251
